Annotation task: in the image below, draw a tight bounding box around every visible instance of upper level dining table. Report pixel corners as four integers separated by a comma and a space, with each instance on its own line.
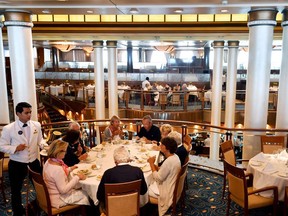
68, 140, 159, 205
247, 150, 288, 201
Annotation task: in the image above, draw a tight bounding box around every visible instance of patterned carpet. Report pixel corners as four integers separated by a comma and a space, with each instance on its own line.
0, 167, 282, 216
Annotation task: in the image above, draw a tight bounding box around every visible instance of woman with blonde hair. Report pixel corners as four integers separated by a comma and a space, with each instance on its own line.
43, 139, 90, 209
160, 124, 173, 138
103, 115, 123, 141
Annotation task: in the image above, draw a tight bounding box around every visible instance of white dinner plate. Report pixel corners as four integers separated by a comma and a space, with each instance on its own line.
278, 172, 288, 178
91, 147, 102, 152
250, 161, 262, 166
84, 157, 96, 163
73, 168, 92, 176
141, 165, 151, 173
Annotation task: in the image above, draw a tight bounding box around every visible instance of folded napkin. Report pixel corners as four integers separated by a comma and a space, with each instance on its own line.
262, 163, 277, 174
149, 181, 159, 196
278, 149, 288, 158
253, 152, 267, 163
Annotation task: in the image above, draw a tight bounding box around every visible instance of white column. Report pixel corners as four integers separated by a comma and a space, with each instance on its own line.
210, 40, 224, 160
224, 41, 239, 128
107, 41, 118, 118
0, 21, 10, 124
4, 11, 38, 121
243, 8, 278, 159
276, 10, 288, 136
93, 41, 105, 120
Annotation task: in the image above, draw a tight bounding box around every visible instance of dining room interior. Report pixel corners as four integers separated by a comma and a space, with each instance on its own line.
1, 1, 288, 216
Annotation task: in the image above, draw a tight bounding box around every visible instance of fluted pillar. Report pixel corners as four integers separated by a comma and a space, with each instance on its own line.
210, 40, 224, 160
276, 9, 288, 136
93, 41, 105, 120
0, 20, 10, 124
4, 10, 38, 120
224, 41, 239, 128
127, 41, 133, 73
243, 8, 278, 159
107, 41, 118, 118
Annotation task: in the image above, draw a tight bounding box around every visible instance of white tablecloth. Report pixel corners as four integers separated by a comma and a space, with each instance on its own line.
45, 86, 63, 96
70, 141, 159, 205
247, 151, 288, 201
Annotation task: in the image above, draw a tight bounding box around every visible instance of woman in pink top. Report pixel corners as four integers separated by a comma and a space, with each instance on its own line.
43, 140, 90, 208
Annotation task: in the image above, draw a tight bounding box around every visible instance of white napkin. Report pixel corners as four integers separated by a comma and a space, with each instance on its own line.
262, 163, 277, 174
278, 149, 288, 158
149, 181, 160, 196
252, 152, 267, 163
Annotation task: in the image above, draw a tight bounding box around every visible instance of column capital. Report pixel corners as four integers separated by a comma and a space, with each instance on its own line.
282, 9, 288, 27
106, 41, 117, 48
228, 41, 239, 48
248, 8, 278, 27
212, 41, 225, 48
92, 40, 104, 48
4, 10, 33, 27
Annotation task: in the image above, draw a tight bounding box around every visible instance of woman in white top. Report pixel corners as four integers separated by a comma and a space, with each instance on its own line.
103, 115, 123, 141
147, 137, 181, 216
43, 140, 90, 209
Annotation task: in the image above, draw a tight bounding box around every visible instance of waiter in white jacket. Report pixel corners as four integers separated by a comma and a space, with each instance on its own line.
0, 102, 47, 216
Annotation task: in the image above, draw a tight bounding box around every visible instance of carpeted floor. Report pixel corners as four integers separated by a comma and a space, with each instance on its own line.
0, 167, 283, 216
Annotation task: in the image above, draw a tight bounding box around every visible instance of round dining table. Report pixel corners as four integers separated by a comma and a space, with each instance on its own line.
67, 140, 159, 205
247, 151, 288, 201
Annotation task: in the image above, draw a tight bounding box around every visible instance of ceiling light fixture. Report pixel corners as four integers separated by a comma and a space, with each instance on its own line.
87, 10, 93, 14
221, 9, 228, 13
54, 44, 75, 52
154, 45, 175, 53
222, 0, 228, 4
174, 9, 183, 13
129, 8, 139, 14
82, 47, 94, 54
42, 9, 51, 14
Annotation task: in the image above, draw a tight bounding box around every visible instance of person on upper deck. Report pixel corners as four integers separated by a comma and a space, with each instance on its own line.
142, 77, 150, 89
136, 115, 161, 144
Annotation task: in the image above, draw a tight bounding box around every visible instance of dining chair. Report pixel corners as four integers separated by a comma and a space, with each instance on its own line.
284, 186, 288, 216
220, 140, 249, 199
171, 93, 181, 106
0, 152, 6, 202
183, 134, 192, 153
224, 160, 278, 216
28, 166, 85, 216
104, 179, 141, 216
149, 158, 189, 216
260, 135, 285, 154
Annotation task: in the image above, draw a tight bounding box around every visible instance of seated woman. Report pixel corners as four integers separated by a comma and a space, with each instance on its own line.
160, 124, 173, 138
103, 115, 123, 141
62, 129, 88, 166
147, 137, 181, 216
43, 139, 90, 209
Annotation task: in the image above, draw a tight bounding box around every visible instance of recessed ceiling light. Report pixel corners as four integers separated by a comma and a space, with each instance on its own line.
57, 0, 68, 2
221, 9, 228, 13
129, 8, 139, 14
222, 0, 228, 4
174, 9, 183, 13
87, 10, 93, 14
42, 9, 51, 14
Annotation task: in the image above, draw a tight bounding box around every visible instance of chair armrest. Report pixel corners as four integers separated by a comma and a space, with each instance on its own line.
236, 159, 249, 163
248, 186, 278, 198
244, 173, 253, 187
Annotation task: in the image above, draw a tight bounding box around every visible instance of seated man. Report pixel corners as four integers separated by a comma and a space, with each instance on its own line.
97, 146, 148, 213
136, 115, 161, 144
168, 131, 188, 166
